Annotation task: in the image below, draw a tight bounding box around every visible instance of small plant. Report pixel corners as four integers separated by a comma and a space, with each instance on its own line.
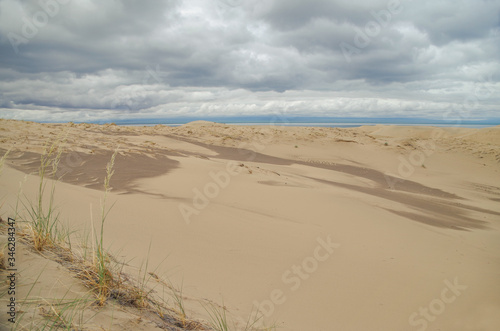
10, 264, 47, 330
294, 145, 298, 148
11, 265, 96, 331
384, 142, 388, 146
94, 150, 117, 305
38, 294, 94, 330
170, 280, 187, 326
202, 299, 279, 331
22, 138, 65, 251
203, 301, 229, 331
123, 242, 164, 309
77, 150, 118, 306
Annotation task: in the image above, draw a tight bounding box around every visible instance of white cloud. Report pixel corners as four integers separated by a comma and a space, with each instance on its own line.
0, 0, 499, 122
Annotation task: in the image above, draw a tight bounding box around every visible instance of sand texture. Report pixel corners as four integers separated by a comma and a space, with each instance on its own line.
0, 119, 499, 330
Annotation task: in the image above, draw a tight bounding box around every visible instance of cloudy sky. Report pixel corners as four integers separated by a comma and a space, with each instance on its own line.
0, 0, 499, 123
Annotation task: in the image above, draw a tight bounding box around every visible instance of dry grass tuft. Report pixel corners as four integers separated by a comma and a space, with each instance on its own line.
0, 136, 276, 330
22, 136, 66, 251
92, 149, 117, 305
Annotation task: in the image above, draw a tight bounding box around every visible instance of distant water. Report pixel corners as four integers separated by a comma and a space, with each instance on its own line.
206, 122, 497, 129
122, 122, 498, 129
107, 116, 500, 128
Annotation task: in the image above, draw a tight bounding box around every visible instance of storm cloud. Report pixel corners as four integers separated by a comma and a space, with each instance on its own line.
0, 0, 499, 122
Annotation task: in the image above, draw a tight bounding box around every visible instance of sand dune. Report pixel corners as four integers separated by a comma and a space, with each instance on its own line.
1, 119, 499, 330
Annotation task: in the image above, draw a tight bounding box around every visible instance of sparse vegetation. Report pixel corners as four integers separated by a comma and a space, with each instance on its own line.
203, 300, 278, 331
0, 145, 209, 330
0, 140, 277, 331
170, 280, 188, 326
203, 300, 229, 331
95, 149, 117, 305
32, 293, 95, 330
22, 137, 65, 251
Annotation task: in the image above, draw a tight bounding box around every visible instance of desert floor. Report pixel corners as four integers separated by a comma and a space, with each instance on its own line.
1, 119, 499, 330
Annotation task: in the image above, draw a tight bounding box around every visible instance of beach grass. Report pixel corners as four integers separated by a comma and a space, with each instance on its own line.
94, 149, 117, 305
21, 138, 65, 251
203, 300, 230, 331
0, 140, 278, 330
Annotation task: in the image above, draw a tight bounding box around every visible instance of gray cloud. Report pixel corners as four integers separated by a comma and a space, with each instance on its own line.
0, 0, 499, 122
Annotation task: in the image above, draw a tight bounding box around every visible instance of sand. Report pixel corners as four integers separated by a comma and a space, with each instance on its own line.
0, 119, 499, 330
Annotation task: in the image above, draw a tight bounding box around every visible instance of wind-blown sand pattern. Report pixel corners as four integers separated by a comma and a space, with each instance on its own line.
0, 119, 499, 330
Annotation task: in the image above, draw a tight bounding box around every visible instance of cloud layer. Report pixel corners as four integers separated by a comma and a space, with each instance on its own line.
0, 0, 499, 122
